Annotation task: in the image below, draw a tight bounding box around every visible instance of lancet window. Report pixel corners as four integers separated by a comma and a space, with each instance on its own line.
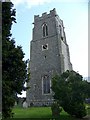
42, 23, 48, 37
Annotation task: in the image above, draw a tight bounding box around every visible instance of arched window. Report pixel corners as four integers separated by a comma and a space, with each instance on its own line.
42, 23, 48, 37
42, 75, 50, 94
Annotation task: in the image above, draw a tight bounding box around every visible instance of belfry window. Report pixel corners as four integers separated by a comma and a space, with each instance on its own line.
42, 75, 50, 94
42, 23, 48, 37
59, 25, 61, 34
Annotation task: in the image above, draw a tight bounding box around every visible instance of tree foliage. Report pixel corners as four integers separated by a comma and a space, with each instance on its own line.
2, 2, 27, 118
52, 70, 90, 118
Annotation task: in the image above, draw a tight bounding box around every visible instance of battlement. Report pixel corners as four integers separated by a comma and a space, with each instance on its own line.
34, 8, 57, 22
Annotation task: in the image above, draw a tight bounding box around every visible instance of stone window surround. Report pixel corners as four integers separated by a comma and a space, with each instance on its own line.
42, 44, 48, 51
42, 23, 48, 37
42, 75, 51, 95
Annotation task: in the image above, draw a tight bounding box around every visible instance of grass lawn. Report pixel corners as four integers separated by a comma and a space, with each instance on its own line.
12, 104, 90, 120
13, 106, 74, 119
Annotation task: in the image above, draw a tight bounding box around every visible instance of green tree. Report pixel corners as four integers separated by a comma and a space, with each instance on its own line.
51, 70, 89, 118
2, 2, 27, 118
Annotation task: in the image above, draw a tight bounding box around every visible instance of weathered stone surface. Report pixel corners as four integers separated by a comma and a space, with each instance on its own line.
26, 8, 72, 106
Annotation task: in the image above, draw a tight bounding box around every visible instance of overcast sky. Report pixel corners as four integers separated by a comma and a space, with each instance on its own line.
10, 0, 88, 97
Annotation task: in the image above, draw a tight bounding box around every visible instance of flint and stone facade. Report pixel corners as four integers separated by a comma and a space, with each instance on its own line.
26, 8, 72, 106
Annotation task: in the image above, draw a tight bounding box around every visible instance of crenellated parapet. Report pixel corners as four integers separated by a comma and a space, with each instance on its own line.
34, 8, 57, 22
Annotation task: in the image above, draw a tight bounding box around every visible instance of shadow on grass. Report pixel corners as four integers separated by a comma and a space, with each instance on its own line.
2, 105, 90, 120
1, 115, 90, 120
0, 115, 80, 120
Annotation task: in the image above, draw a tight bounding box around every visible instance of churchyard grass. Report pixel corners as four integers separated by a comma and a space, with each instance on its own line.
13, 106, 52, 118
12, 104, 90, 120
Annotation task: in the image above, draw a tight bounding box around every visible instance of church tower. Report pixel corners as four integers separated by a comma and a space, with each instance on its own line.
27, 8, 72, 106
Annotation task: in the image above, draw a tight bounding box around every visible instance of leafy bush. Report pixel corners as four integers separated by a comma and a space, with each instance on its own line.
62, 102, 86, 118
51, 70, 89, 118
73, 103, 86, 118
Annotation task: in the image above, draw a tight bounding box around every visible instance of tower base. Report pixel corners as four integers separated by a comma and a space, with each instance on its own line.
27, 99, 54, 107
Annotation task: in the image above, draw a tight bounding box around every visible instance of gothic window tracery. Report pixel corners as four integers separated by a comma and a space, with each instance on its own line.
42, 23, 48, 37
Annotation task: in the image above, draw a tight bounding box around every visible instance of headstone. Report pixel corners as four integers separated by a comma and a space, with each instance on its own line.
23, 101, 28, 108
